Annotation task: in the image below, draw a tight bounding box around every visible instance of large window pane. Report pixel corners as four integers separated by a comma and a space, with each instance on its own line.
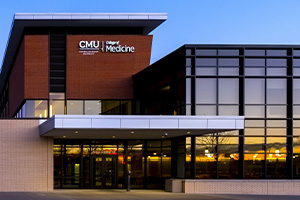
196, 58, 217, 66
218, 79, 239, 104
85, 101, 101, 115
245, 79, 265, 104
294, 106, 300, 118
218, 49, 239, 56
244, 154, 265, 178
245, 120, 265, 127
218, 58, 239, 66
50, 100, 65, 117
245, 68, 265, 76
266, 50, 287, 56
186, 78, 191, 104
266, 128, 286, 136
196, 105, 216, 115
244, 137, 265, 154
218, 106, 239, 116
267, 79, 286, 104
244, 128, 265, 136
294, 59, 300, 67
245, 49, 265, 56
245, 106, 265, 118
294, 79, 300, 104
266, 68, 286, 76
266, 137, 286, 153
196, 78, 216, 104
218, 67, 239, 76
245, 59, 265, 66
24, 100, 48, 118
267, 106, 286, 118
195, 67, 217, 75
67, 101, 83, 115
266, 59, 287, 67
196, 49, 217, 56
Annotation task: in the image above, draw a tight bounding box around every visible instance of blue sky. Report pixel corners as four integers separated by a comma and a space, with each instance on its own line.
1, 0, 300, 64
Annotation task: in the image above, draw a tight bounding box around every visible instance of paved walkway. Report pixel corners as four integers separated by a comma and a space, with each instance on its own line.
0, 190, 300, 200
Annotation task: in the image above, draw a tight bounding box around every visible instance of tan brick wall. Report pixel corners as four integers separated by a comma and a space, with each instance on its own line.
0, 120, 53, 191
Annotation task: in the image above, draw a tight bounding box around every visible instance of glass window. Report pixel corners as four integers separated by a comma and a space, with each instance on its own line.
50, 100, 65, 117
196, 105, 216, 115
186, 78, 191, 104
218, 49, 239, 56
186, 58, 192, 66
186, 67, 191, 76
218, 106, 239, 116
266, 59, 287, 67
293, 50, 300, 57
294, 120, 300, 128
293, 68, 300, 76
245, 67, 265, 76
244, 154, 265, 178
196, 49, 217, 56
267, 68, 286, 76
294, 106, 300, 118
294, 129, 300, 136
267, 120, 286, 127
195, 78, 217, 104
266, 137, 286, 153
195, 67, 217, 76
266, 128, 286, 135
294, 79, 300, 104
196, 58, 217, 66
244, 137, 265, 154
244, 128, 265, 136
245, 79, 265, 104
186, 49, 192, 56
186, 105, 191, 115
67, 101, 83, 115
195, 145, 217, 178
266, 50, 287, 56
85, 101, 101, 115
24, 100, 48, 118
245, 106, 265, 118
218, 137, 239, 144
245, 49, 265, 56
294, 59, 300, 67
293, 137, 300, 152
267, 106, 286, 118
266, 153, 286, 179
245, 120, 265, 127
218, 67, 239, 76
218, 58, 239, 66
267, 79, 286, 104
245, 59, 265, 66
218, 78, 239, 104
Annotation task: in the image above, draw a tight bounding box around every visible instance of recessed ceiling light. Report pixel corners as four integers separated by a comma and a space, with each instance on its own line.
75, 131, 79, 134
187, 131, 191, 134
63, 136, 66, 138
131, 131, 134, 134
112, 135, 116, 138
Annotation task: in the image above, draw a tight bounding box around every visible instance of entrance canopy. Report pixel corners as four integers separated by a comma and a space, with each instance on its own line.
39, 115, 244, 139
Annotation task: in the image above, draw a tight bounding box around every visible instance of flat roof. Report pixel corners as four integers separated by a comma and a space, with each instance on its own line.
39, 115, 244, 139
0, 13, 167, 94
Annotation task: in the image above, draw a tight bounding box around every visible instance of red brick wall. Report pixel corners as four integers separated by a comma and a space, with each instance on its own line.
8, 40, 25, 116
24, 35, 49, 100
66, 35, 152, 99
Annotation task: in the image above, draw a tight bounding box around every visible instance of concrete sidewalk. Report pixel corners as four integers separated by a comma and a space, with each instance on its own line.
0, 190, 299, 200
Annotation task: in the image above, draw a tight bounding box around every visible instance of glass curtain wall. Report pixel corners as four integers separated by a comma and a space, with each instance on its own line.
185, 47, 296, 179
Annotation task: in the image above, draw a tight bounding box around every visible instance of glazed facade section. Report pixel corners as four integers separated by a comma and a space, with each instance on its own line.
133, 45, 300, 179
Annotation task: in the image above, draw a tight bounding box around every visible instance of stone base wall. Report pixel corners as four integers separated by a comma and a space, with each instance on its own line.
0, 120, 53, 191
182, 180, 300, 195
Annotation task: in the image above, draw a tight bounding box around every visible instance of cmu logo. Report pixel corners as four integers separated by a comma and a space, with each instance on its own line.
79, 40, 135, 55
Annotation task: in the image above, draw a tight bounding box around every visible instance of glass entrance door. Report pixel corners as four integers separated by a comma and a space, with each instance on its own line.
93, 155, 117, 188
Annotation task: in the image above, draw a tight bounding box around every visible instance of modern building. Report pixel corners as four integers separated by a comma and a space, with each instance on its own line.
1, 12, 300, 194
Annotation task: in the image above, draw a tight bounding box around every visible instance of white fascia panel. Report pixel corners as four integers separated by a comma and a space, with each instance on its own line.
149, 15, 167, 20
179, 119, 208, 129
207, 119, 236, 129
71, 15, 91, 19
33, 14, 53, 19
121, 119, 150, 129
109, 15, 129, 20
62, 118, 91, 128
128, 15, 149, 20
90, 15, 110, 19
55, 118, 63, 128
92, 118, 121, 129
53, 15, 72, 19
150, 119, 178, 129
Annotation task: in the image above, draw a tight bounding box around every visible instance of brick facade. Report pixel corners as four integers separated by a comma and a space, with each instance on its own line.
0, 120, 53, 191
66, 35, 152, 99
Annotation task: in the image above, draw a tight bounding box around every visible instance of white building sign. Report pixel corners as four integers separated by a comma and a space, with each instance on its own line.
79, 40, 135, 55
